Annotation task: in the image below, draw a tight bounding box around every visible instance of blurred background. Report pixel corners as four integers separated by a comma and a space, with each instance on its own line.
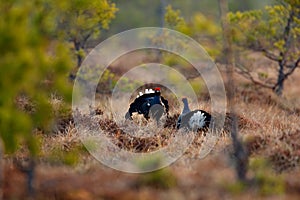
96, 0, 276, 43
1, 0, 300, 199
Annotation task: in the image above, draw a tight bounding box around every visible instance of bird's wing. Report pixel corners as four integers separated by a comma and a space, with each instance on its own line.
161, 96, 169, 114
176, 114, 182, 129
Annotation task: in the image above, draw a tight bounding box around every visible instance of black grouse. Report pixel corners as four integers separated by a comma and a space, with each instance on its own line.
177, 97, 211, 131
125, 87, 169, 122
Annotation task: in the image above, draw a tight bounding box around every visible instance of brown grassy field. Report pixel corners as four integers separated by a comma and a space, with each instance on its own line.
2, 61, 300, 200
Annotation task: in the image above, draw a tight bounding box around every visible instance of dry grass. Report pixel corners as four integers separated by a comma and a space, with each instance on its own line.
3, 68, 300, 199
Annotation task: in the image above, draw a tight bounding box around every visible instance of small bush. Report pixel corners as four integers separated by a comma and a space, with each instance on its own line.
139, 168, 177, 189
249, 157, 285, 196
48, 145, 80, 166
225, 181, 247, 194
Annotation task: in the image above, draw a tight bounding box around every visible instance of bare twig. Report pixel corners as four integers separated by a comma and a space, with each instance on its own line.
273, 56, 300, 89
261, 49, 280, 62
285, 57, 300, 77
235, 63, 274, 89
82, 31, 93, 49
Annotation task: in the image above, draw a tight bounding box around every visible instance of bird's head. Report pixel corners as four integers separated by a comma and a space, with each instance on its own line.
154, 87, 161, 94
154, 87, 161, 92
179, 97, 191, 115
182, 97, 188, 103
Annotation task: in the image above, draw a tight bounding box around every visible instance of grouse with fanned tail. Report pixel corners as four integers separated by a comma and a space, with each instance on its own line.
176, 97, 211, 131
125, 87, 169, 122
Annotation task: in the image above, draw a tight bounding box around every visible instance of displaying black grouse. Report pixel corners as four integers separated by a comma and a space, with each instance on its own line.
125, 87, 169, 122
177, 97, 211, 131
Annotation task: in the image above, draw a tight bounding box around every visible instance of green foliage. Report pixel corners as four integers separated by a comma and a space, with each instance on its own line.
103, 0, 274, 40
54, 101, 72, 121
82, 139, 98, 152
98, 69, 124, 93
163, 54, 182, 67
52, 0, 118, 66
227, 4, 297, 51
190, 78, 204, 93
228, 1, 300, 51
48, 145, 81, 166
258, 72, 269, 79
0, 0, 116, 155
116, 77, 143, 93
164, 5, 222, 59
165, 5, 186, 29
139, 168, 177, 189
227, 0, 300, 95
228, 0, 276, 11
54, 0, 118, 40
136, 154, 164, 172
224, 181, 247, 194
225, 157, 285, 196
76, 67, 142, 94
136, 156, 176, 189
249, 157, 285, 196
228, 1, 300, 62
0, 0, 73, 155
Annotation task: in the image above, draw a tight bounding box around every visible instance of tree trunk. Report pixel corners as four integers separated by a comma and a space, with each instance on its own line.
160, 0, 166, 27
274, 8, 295, 96
13, 157, 36, 197
74, 40, 83, 67
219, 0, 248, 182
274, 60, 285, 96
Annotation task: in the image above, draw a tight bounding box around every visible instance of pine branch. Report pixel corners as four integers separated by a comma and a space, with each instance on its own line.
261, 49, 280, 62
284, 57, 300, 79
250, 45, 280, 62
235, 63, 274, 89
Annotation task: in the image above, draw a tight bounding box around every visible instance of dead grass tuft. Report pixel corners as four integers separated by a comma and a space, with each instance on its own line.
98, 117, 175, 153
164, 113, 180, 129
267, 130, 300, 172
224, 113, 262, 133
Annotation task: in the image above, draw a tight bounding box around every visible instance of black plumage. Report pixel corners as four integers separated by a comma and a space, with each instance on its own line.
125, 88, 169, 122
177, 98, 211, 131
